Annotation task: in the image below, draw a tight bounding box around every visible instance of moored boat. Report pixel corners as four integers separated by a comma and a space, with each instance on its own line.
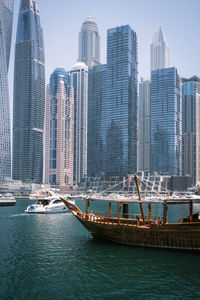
60, 175, 200, 251
0, 193, 16, 206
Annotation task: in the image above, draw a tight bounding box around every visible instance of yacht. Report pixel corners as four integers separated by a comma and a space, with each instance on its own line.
25, 190, 74, 213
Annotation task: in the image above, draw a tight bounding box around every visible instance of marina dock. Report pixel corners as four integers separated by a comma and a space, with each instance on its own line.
0, 199, 16, 206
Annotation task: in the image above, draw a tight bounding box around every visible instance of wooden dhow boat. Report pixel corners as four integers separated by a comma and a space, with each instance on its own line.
60, 175, 200, 251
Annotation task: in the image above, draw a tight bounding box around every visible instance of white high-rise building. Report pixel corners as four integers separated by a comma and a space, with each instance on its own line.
70, 62, 88, 184
45, 68, 74, 186
150, 27, 169, 71
78, 16, 100, 68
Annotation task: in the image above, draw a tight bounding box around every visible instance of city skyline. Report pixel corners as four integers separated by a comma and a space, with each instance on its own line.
2, 0, 200, 184
8, 0, 200, 102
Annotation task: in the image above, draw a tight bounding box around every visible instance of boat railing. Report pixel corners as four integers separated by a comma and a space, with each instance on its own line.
79, 210, 164, 226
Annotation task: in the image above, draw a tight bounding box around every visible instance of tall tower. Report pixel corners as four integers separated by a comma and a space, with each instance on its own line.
87, 64, 106, 176
45, 68, 74, 186
70, 62, 88, 184
0, 0, 13, 179
13, 0, 45, 183
138, 78, 151, 172
150, 68, 182, 175
150, 27, 169, 71
78, 16, 100, 68
101, 25, 138, 176
182, 76, 200, 184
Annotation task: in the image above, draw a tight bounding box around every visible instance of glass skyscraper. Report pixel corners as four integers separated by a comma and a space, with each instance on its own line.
182, 76, 200, 184
138, 78, 151, 172
45, 68, 74, 186
87, 64, 106, 176
150, 67, 182, 175
78, 16, 100, 68
70, 62, 88, 184
0, 0, 13, 179
150, 27, 169, 71
13, 0, 45, 183
101, 25, 138, 176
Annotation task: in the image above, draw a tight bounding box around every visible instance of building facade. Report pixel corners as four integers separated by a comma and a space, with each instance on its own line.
70, 62, 88, 184
13, 0, 45, 183
78, 16, 100, 68
101, 25, 138, 176
0, 0, 13, 179
87, 64, 106, 176
150, 67, 182, 176
138, 78, 151, 172
150, 27, 169, 71
182, 76, 200, 184
45, 68, 74, 186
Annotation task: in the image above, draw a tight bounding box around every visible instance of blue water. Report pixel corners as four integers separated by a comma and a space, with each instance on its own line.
0, 199, 200, 299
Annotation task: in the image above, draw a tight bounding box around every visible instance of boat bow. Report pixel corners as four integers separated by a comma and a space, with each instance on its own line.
60, 197, 82, 216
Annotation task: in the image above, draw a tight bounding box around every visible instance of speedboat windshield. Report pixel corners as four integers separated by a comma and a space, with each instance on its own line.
36, 200, 50, 206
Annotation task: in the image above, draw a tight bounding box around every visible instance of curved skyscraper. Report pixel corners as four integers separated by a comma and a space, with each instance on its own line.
13, 0, 45, 183
78, 16, 100, 68
45, 68, 74, 186
0, 0, 13, 179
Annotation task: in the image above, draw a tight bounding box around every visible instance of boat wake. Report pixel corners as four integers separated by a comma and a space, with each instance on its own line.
9, 213, 28, 218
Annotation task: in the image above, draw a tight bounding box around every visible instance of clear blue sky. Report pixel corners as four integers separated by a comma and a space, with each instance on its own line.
9, 0, 200, 98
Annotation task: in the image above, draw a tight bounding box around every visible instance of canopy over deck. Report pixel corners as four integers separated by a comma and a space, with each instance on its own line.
85, 196, 200, 204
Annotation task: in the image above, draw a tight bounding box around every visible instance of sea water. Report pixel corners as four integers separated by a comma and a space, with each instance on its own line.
0, 199, 200, 299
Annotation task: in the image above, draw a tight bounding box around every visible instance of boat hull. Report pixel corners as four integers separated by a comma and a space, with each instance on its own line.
25, 209, 69, 214
25, 205, 69, 214
78, 217, 200, 251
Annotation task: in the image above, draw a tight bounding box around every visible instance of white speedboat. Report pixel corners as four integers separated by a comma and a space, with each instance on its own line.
25, 190, 74, 213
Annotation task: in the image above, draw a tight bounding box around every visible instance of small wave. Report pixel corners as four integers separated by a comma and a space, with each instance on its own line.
9, 213, 28, 218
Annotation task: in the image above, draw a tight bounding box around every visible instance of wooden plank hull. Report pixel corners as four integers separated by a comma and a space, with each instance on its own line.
78, 217, 200, 251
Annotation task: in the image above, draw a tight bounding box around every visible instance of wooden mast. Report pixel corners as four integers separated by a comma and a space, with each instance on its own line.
163, 201, 168, 224
109, 201, 112, 217
134, 174, 145, 222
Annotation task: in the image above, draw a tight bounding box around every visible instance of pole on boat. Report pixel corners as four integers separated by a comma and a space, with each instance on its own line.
109, 201, 112, 217
117, 202, 121, 224
123, 203, 129, 219
86, 199, 89, 217
189, 200, 193, 222
148, 203, 152, 221
134, 174, 145, 223
163, 201, 168, 224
